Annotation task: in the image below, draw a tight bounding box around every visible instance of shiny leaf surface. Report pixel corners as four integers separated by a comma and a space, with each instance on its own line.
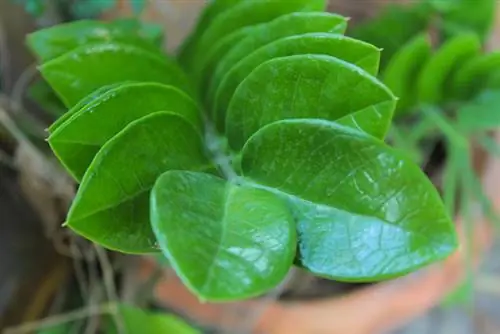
151, 171, 295, 300
49, 82, 201, 181
215, 33, 381, 130
66, 112, 208, 253
40, 42, 192, 107
208, 12, 347, 102
336, 100, 395, 139
241, 119, 457, 280
226, 54, 394, 149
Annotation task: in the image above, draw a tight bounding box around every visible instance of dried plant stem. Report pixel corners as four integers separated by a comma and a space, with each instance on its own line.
94, 245, 126, 334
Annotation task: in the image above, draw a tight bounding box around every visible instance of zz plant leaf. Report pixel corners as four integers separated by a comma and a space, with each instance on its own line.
30, 1, 457, 301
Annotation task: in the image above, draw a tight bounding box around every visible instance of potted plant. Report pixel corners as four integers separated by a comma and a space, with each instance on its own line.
22, 0, 500, 333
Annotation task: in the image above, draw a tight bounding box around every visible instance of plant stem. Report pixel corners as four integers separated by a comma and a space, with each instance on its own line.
203, 114, 239, 181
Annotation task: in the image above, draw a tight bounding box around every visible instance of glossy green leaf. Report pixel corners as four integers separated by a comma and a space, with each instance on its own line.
336, 100, 395, 139
457, 90, 500, 133
451, 52, 500, 99
40, 42, 192, 107
184, 0, 327, 71
66, 112, 208, 253
178, 0, 246, 67
208, 12, 347, 100
151, 171, 295, 300
350, 2, 432, 69
49, 83, 125, 133
417, 33, 481, 104
106, 305, 199, 334
49, 82, 201, 181
215, 33, 380, 131
27, 20, 160, 62
226, 54, 394, 150
383, 33, 431, 114
241, 119, 457, 280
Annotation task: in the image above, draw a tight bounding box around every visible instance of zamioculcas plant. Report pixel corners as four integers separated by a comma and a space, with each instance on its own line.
28, 0, 457, 302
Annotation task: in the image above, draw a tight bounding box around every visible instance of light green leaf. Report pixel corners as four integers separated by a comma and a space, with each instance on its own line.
151, 171, 295, 301
383, 33, 431, 114
66, 112, 208, 253
226, 54, 394, 150
184, 0, 327, 71
241, 119, 457, 280
451, 52, 500, 99
40, 42, 192, 107
208, 12, 347, 101
215, 33, 381, 131
27, 20, 160, 62
49, 83, 201, 181
106, 305, 199, 334
417, 33, 481, 104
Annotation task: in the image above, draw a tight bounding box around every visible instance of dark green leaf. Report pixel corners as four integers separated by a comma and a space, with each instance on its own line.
49, 83, 201, 181
417, 33, 481, 104
66, 112, 208, 253
226, 54, 394, 150
191, 27, 252, 90
451, 52, 500, 99
207, 12, 347, 100
383, 33, 431, 114
106, 305, 199, 334
28, 79, 66, 118
27, 20, 160, 62
40, 42, 192, 107
241, 119, 457, 280
151, 171, 295, 300
183, 0, 327, 71
214, 33, 381, 131
178, 0, 246, 67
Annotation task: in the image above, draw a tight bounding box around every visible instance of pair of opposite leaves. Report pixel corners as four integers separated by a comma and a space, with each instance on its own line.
31, 2, 456, 301
384, 31, 500, 114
